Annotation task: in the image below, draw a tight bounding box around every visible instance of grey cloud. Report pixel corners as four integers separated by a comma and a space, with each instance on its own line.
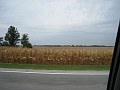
0, 0, 119, 45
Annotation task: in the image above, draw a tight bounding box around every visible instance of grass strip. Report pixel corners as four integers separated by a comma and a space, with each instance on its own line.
0, 63, 110, 70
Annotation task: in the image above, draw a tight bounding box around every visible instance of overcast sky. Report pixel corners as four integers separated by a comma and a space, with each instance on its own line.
0, 0, 120, 45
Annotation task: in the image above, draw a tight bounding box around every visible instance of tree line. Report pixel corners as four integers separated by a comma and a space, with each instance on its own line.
0, 26, 32, 48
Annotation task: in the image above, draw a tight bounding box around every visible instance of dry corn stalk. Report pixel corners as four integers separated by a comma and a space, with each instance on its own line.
0, 46, 113, 65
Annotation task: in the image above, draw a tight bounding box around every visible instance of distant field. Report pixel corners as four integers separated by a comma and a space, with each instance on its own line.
0, 46, 113, 65
33, 46, 113, 51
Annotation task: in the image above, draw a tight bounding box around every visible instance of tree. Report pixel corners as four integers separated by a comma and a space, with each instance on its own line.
0, 37, 3, 46
0, 37, 9, 46
21, 34, 32, 48
26, 42, 32, 48
2, 41, 9, 46
5, 26, 20, 46
21, 34, 29, 47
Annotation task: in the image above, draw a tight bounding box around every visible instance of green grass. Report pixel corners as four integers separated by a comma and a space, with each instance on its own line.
0, 63, 110, 70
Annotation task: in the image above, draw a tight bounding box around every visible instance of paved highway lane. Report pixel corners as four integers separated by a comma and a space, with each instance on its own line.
0, 69, 109, 90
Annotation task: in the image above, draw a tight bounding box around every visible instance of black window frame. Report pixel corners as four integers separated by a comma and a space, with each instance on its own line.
107, 21, 120, 90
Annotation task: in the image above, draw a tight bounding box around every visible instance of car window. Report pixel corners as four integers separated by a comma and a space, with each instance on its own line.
0, 0, 119, 90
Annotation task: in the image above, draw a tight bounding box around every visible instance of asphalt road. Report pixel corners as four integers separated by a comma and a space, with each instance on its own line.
0, 69, 109, 90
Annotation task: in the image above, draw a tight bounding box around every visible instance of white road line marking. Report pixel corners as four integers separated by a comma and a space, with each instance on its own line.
0, 70, 109, 75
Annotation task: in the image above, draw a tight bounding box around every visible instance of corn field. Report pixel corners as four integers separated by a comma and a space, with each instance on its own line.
0, 46, 113, 65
